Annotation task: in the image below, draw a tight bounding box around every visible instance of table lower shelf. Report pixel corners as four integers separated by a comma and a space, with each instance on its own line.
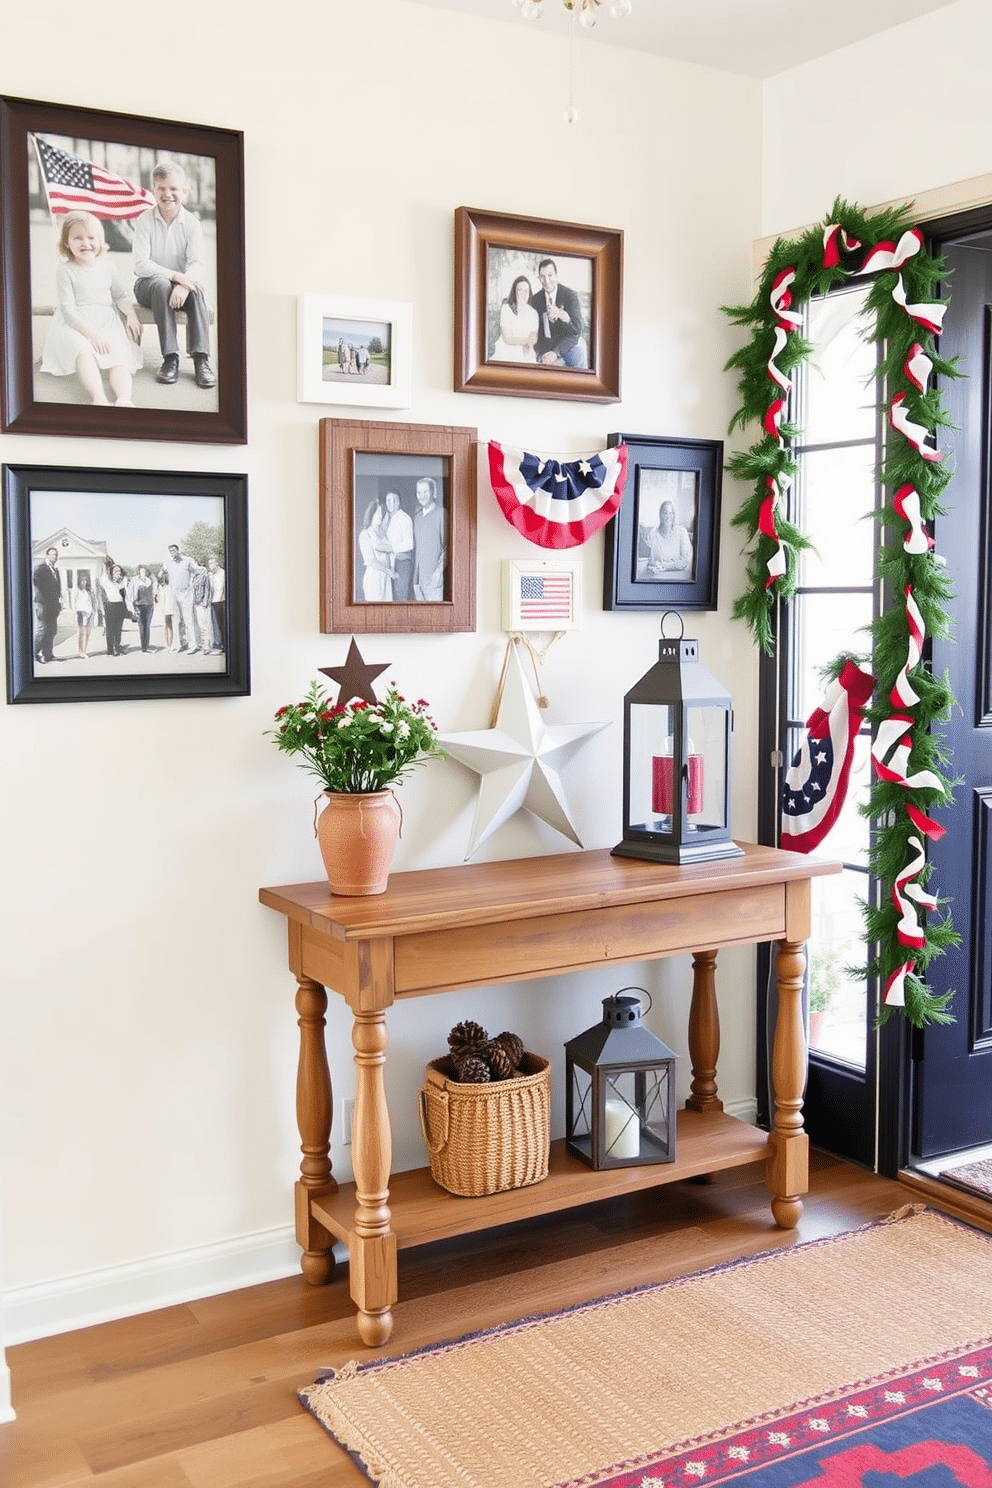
310, 1108, 768, 1252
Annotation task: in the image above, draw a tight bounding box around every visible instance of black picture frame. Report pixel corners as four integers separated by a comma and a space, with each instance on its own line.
0, 95, 247, 444
3, 463, 250, 703
603, 433, 723, 612
454, 206, 622, 403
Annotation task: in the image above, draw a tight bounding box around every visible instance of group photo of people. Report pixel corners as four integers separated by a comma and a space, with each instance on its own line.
321, 313, 392, 388
28, 133, 219, 412
352, 470, 447, 604
29, 488, 227, 675
485, 246, 592, 369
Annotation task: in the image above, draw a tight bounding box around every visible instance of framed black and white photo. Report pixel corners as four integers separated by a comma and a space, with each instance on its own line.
454, 206, 622, 403
603, 434, 723, 612
297, 292, 412, 409
0, 95, 246, 444
3, 464, 249, 702
319, 418, 477, 634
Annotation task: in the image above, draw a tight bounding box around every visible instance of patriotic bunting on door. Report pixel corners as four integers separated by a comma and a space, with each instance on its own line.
724, 198, 960, 1027
487, 441, 628, 549
781, 661, 874, 854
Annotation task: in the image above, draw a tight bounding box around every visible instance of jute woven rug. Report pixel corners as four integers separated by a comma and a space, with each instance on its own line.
938, 1154, 992, 1201
300, 1208, 992, 1488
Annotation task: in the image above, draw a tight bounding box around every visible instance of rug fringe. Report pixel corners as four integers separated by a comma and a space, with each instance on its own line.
883, 1202, 929, 1222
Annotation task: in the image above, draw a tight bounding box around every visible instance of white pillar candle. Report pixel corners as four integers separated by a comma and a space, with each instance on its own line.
603, 1098, 639, 1159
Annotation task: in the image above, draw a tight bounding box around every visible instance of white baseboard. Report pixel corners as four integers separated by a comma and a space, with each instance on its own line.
4, 1105, 761, 1346
3, 1224, 311, 1345
0, 1358, 13, 1422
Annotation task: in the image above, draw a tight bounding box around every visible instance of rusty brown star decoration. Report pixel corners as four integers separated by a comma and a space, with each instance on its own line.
319, 637, 390, 706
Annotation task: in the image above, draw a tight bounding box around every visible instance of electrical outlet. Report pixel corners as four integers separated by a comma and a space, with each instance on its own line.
342, 1098, 354, 1145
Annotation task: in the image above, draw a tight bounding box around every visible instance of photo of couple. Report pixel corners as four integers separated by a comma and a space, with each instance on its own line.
353, 472, 447, 605
28, 133, 219, 413
486, 249, 591, 369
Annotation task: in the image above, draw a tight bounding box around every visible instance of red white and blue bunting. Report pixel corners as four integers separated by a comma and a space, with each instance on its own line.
725, 199, 959, 1027
487, 442, 628, 549
781, 660, 874, 856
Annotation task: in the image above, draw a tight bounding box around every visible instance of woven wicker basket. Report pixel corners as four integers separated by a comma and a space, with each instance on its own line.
418, 1052, 551, 1197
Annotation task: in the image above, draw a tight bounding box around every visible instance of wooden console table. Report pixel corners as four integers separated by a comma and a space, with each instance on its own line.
259, 842, 837, 1346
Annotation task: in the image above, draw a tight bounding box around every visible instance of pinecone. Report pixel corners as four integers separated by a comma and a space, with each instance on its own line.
448, 1020, 489, 1062
454, 1053, 491, 1083
493, 1031, 524, 1071
484, 1038, 516, 1080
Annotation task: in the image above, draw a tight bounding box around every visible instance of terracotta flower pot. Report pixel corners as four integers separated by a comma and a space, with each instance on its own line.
316, 790, 401, 896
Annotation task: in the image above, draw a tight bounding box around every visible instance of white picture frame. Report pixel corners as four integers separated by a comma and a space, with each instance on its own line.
501, 558, 581, 631
297, 292, 412, 409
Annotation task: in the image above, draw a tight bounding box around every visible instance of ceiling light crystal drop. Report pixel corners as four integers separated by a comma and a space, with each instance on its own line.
511, 0, 633, 20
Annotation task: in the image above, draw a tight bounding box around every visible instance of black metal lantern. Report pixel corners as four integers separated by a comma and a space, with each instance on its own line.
612, 613, 743, 866
565, 989, 677, 1169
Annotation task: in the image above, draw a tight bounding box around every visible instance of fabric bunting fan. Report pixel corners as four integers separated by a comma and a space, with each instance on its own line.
781, 660, 874, 854
488, 441, 628, 549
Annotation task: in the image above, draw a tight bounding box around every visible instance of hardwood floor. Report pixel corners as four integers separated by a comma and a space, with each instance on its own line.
0, 1152, 976, 1488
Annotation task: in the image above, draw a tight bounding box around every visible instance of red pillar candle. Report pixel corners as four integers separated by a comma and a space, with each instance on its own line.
652, 754, 704, 816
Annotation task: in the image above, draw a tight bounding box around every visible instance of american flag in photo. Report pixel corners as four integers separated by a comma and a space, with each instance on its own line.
518, 571, 574, 623
33, 135, 154, 220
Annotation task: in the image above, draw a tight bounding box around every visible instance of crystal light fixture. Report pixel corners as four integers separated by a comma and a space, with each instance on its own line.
512, 0, 632, 30
511, 0, 631, 123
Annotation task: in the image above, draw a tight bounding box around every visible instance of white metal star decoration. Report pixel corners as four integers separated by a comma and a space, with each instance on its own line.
439, 641, 610, 859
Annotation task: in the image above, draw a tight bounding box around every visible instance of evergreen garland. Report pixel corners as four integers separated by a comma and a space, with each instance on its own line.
723, 198, 961, 1027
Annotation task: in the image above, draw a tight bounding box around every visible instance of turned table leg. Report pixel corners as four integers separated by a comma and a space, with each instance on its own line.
766, 937, 809, 1228
686, 948, 723, 1114
349, 1008, 397, 1346
294, 975, 338, 1284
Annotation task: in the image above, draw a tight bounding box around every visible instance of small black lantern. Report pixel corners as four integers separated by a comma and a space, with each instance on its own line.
612, 613, 743, 866
565, 989, 677, 1169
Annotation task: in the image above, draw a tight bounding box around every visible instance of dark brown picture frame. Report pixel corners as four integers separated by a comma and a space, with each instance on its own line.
454, 205, 622, 403
0, 95, 247, 444
603, 433, 723, 612
3, 462, 250, 703
319, 418, 477, 634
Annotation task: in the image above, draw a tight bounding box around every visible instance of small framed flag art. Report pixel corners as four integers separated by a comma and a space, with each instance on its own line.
502, 559, 581, 631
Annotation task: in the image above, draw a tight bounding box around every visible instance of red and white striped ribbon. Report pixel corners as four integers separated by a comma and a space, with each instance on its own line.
890, 587, 926, 710
890, 393, 943, 463
822, 224, 862, 267
906, 801, 945, 840
758, 475, 788, 587
767, 324, 792, 393
892, 484, 934, 554
891, 275, 947, 335
770, 268, 802, 328
903, 343, 932, 393
884, 958, 917, 1007
892, 835, 938, 951
859, 228, 923, 275
871, 714, 944, 792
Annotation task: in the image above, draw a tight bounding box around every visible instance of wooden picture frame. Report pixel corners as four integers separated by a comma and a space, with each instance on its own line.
319, 418, 477, 634
603, 433, 723, 612
3, 463, 250, 702
297, 292, 412, 409
454, 205, 622, 403
0, 95, 247, 444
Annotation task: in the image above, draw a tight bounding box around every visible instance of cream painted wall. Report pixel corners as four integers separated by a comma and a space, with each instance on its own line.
761, 0, 989, 235
0, 0, 766, 1348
